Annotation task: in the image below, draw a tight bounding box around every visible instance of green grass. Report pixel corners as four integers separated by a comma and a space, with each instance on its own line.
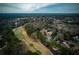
13, 29, 22, 39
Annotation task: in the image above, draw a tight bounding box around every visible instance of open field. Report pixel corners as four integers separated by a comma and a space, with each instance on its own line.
13, 26, 52, 55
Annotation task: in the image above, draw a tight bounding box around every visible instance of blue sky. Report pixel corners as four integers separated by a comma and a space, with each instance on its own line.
0, 3, 79, 13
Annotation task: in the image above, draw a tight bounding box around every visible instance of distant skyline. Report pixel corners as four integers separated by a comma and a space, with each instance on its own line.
0, 3, 79, 13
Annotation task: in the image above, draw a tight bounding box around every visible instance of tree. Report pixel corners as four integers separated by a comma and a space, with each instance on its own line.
25, 24, 36, 36
36, 31, 47, 44
51, 28, 58, 39
63, 31, 72, 40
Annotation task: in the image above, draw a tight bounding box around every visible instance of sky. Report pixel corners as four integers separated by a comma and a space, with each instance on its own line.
0, 3, 79, 13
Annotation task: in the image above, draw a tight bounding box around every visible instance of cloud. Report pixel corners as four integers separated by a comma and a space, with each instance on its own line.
17, 3, 51, 12
0, 3, 79, 13
0, 3, 52, 13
